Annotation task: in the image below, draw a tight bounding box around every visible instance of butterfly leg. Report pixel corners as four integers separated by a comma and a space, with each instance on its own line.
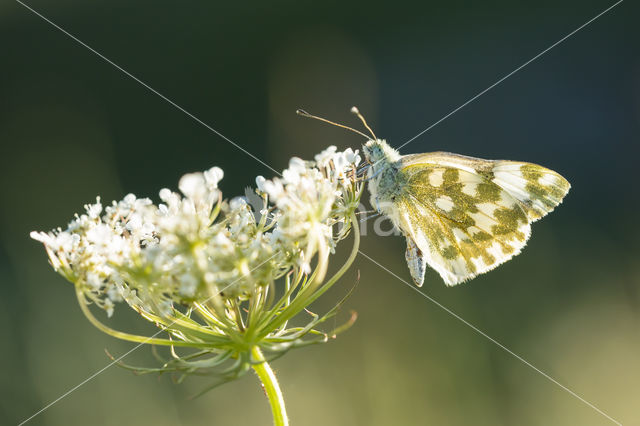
363, 167, 384, 183
359, 212, 381, 223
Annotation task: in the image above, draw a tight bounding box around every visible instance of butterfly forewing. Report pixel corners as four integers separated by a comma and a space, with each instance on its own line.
393, 153, 569, 286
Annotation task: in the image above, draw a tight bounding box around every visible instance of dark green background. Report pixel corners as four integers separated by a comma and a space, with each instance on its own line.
1, 1, 638, 425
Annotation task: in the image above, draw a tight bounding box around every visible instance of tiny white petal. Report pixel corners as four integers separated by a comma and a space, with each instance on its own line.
256, 176, 266, 192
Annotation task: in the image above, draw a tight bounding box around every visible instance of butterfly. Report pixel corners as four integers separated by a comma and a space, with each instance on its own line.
362, 138, 570, 286
297, 107, 571, 286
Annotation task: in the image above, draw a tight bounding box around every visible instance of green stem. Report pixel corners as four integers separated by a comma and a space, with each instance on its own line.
258, 212, 360, 338
75, 287, 216, 348
251, 346, 288, 426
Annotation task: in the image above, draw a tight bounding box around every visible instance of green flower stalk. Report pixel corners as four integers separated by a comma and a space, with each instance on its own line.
31, 146, 364, 426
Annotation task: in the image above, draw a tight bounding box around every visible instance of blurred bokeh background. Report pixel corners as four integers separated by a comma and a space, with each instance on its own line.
2, 0, 639, 425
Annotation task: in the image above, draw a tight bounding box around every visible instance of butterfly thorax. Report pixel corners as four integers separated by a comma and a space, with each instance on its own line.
363, 140, 405, 219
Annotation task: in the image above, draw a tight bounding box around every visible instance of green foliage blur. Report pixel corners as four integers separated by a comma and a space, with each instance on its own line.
1, 0, 638, 425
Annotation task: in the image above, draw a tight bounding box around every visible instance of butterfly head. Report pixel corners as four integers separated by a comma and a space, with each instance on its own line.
363, 139, 401, 165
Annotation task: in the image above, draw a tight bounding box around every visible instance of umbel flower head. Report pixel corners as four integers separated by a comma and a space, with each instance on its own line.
31, 146, 363, 390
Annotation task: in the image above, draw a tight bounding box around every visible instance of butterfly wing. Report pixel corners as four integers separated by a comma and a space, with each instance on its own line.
393, 152, 570, 286
490, 161, 571, 222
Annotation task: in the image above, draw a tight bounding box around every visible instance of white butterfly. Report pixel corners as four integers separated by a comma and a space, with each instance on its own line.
297, 107, 571, 286
363, 139, 570, 286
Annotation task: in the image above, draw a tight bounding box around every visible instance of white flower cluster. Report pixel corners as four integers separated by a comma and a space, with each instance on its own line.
32, 147, 361, 318
30, 167, 224, 317
257, 146, 361, 273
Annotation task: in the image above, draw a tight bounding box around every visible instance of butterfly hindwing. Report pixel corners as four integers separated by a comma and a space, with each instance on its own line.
391, 152, 569, 286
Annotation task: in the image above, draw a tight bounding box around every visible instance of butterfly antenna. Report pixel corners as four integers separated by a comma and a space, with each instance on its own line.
350, 106, 377, 140
296, 109, 370, 139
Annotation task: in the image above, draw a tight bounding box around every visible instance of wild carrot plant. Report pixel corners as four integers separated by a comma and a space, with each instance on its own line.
32, 146, 364, 426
